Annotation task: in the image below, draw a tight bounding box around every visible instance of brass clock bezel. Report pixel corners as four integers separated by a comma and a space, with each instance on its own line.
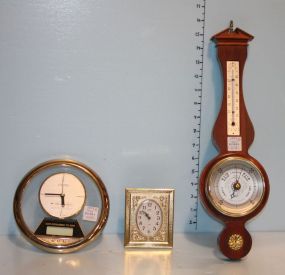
124, 188, 174, 249
13, 159, 110, 253
205, 156, 266, 218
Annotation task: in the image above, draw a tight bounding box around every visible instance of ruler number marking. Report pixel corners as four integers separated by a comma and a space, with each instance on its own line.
189, 0, 207, 230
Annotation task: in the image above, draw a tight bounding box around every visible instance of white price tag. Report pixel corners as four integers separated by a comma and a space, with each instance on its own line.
227, 136, 242, 151
83, 206, 99, 222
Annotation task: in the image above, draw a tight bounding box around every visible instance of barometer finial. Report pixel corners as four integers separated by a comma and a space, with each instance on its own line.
229, 20, 234, 32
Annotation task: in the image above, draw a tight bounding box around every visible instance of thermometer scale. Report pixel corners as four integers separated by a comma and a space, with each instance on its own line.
199, 22, 270, 259
227, 61, 240, 136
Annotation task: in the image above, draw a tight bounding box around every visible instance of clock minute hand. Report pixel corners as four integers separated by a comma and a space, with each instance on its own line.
44, 193, 62, 196
61, 174, 65, 195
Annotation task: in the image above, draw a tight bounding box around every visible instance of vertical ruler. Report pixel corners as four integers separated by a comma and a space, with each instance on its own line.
189, 0, 206, 230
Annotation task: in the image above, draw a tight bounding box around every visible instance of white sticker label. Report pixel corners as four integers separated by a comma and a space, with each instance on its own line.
227, 136, 242, 151
83, 206, 99, 222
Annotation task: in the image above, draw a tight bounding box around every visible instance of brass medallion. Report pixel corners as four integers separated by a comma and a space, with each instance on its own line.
228, 234, 244, 251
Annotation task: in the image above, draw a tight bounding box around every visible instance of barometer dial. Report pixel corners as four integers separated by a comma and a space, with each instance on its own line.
205, 157, 265, 217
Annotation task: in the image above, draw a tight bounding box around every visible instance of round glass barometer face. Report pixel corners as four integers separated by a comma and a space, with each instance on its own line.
205, 157, 265, 217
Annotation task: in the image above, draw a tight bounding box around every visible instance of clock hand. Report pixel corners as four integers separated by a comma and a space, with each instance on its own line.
61, 173, 65, 195
142, 211, 151, 220
230, 183, 236, 199
230, 189, 237, 199
60, 194, 65, 207
60, 174, 65, 207
237, 168, 243, 182
44, 193, 65, 206
44, 193, 62, 196
231, 181, 241, 199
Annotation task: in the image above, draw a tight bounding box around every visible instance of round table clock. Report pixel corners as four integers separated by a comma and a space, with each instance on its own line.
200, 22, 270, 260
13, 159, 109, 253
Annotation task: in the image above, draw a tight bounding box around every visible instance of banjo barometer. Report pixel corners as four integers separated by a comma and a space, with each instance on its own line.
200, 22, 270, 260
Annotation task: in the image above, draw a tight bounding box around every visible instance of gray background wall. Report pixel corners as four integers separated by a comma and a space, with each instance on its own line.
0, 0, 284, 235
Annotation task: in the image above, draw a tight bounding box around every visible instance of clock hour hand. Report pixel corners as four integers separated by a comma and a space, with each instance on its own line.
44, 193, 65, 207
60, 194, 65, 207
142, 211, 151, 220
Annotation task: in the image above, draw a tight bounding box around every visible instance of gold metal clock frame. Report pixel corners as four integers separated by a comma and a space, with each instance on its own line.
13, 159, 110, 253
124, 188, 174, 249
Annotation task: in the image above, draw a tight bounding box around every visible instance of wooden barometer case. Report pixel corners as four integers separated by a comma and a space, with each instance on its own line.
199, 22, 269, 260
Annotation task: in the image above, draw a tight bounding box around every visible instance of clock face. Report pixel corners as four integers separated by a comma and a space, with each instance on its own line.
124, 188, 174, 248
39, 173, 86, 219
205, 157, 265, 217
136, 199, 162, 237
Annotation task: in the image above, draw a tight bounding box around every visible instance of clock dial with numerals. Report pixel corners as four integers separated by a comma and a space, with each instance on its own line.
39, 173, 86, 219
136, 199, 162, 237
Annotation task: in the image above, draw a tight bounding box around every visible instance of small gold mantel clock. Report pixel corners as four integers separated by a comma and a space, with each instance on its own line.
124, 188, 174, 248
13, 159, 109, 253
199, 22, 270, 260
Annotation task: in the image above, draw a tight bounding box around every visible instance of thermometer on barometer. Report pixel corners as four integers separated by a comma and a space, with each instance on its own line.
227, 61, 240, 136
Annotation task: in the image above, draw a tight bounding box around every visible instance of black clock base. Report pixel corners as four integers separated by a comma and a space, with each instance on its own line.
35, 217, 84, 238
